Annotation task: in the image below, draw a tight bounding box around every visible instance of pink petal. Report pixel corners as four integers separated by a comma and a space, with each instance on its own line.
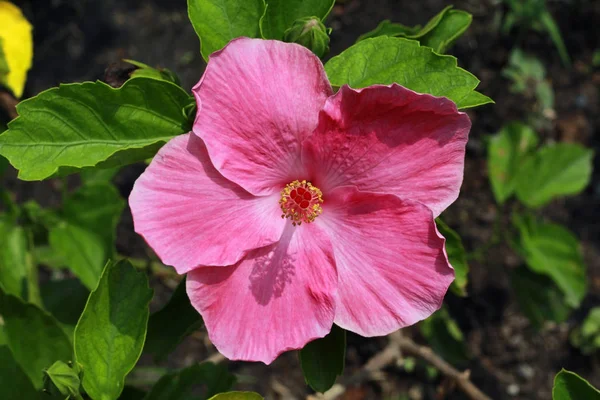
129, 133, 285, 274
187, 224, 337, 364
192, 38, 333, 196
303, 84, 471, 217
318, 187, 454, 337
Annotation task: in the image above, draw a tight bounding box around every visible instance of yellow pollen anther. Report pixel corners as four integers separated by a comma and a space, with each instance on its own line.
279, 180, 323, 226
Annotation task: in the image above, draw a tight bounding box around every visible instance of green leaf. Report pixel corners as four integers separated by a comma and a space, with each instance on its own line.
513, 216, 587, 307
510, 267, 571, 329
357, 6, 471, 53
436, 218, 468, 296
0, 216, 28, 299
420, 9, 472, 54
41, 279, 89, 327
0, 287, 73, 389
357, 20, 421, 42
75, 260, 153, 400
209, 392, 264, 400
0, 346, 40, 400
144, 362, 235, 400
539, 11, 570, 67
488, 122, 539, 204
0, 78, 192, 181
79, 166, 120, 185
124, 59, 181, 86
62, 182, 125, 257
324, 36, 492, 109
49, 222, 106, 290
144, 277, 203, 361
553, 369, 600, 400
570, 307, 600, 355
514, 143, 593, 208
74, 261, 153, 400
260, 0, 335, 40
187, 0, 266, 61
43, 361, 82, 399
299, 324, 345, 393
420, 307, 468, 366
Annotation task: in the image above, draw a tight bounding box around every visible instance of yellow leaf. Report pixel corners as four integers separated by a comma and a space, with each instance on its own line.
0, 1, 33, 98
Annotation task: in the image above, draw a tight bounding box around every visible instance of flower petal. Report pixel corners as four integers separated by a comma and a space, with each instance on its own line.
129, 133, 285, 274
186, 224, 337, 364
318, 187, 454, 337
303, 84, 471, 217
193, 38, 333, 195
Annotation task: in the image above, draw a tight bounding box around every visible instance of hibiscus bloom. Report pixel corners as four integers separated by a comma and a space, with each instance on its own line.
130, 38, 470, 364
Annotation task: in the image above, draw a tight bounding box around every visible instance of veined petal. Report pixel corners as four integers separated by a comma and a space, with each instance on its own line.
318, 187, 454, 337
303, 84, 471, 217
129, 133, 285, 274
187, 224, 337, 364
193, 38, 333, 196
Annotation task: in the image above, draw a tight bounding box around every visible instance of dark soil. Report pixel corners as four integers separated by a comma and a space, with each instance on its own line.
4, 0, 600, 399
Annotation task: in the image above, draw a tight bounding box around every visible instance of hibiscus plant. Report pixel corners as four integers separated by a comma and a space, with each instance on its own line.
0, 1, 596, 400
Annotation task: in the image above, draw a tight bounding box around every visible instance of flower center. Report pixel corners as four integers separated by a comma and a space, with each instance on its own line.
279, 180, 323, 225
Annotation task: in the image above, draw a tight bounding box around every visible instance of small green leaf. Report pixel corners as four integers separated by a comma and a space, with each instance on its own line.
553, 369, 600, 400
0, 346, 40, 400
357, 6, 471, 53
43, 361, 82, 399
124, 59, 181, 86
144, 277, 203, 361
260, 0, 334, 40
436, 218, 468, 296
187, 0, 266, 61
513, 216, 587, 307
0, 216, 28, 299
325, 36, 492, 109
144, 362, 235, 400
49, 222, 106, 290
209, 392, 264, 400
0, 287, 73, 389
299, 324, 345, 393
488, 122, 539, 204
510, 267, 571, 329
0, 78, 192, 181
62, 182, 125, 257
420, 307, 468, 366
514, 143, 593, 208
570, 307, 600, 355
75, 260, 153, 400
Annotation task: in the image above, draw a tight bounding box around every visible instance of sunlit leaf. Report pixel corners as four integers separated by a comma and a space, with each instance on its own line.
0, 1, 33, 98
124, 59, 181, 86
0, 287, 72, 389
514, 143, 593, 208
488, 122, 539, 204
144, 362, 235, 400
510, 267, 571, 329
325, 36, 492, 109
513, 215, 586, 307
553, 369, 600, 400
0, 78, 192, 181
299, 324, 345, 393
436, 218, 468, 296
187, 0, 266, 61
75, 260, 153, 400
260, 0, 335, 40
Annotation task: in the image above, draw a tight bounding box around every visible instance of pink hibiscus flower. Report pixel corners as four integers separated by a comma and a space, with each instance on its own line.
129, 38, 471, 364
